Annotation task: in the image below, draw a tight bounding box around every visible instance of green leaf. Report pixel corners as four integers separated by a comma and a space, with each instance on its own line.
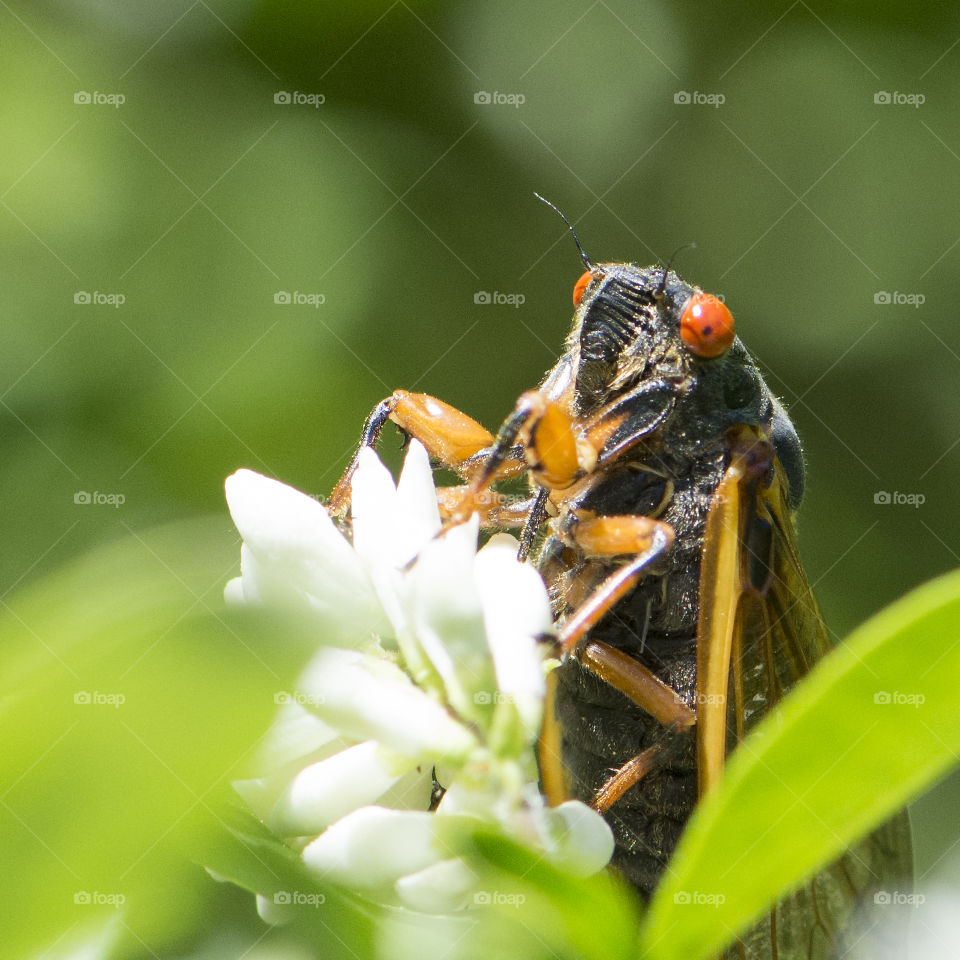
467, 828, 642, 960
0, 520, 316, 958
199, 804, 379, 956
641, 568, 960, 960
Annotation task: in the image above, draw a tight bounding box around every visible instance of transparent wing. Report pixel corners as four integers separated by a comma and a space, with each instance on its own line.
728, 455, 832, 744
723, 811, 913, 960
707, 444, 913, 959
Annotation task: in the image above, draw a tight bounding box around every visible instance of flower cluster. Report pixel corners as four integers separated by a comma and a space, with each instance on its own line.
224, 441, 613, 914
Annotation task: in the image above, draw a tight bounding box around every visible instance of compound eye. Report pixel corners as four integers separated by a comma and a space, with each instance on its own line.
573, 270, 595, 307
680, 292, 735, 358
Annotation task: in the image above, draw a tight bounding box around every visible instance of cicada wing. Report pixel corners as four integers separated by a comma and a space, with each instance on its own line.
721, 811, 913, 960
727, 457, 833, 744
700, 438, 913, 959
695, 430, 823, 790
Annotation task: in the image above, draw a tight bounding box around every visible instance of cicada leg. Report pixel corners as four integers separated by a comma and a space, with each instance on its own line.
556, 514, 675, 654
468, 391, 591, 497
541, 513, 696, 809
328, 389, 525, 516
590, 745, 663, 813
434, 485, 537, 529
518, 487, 550, 561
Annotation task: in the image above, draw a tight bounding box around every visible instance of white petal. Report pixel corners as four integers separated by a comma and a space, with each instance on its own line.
395, 858, 478, 913
351, 441, 442, 571
349, 449, 418, 653
224, 469, 387, 641
224, 576, 245, 606
434, 778, 500, 821
226, 469, 352, 573
366, 563, 411, 643
270, 741, 417, 835
350, 447, 398, 566
394, 440, 442, 561
548, 800, 615, 876
474, 534, 552, 734
434, 758, 535, 830
298, 647, 476, 761
302, 806, 443, 889
256, 893, 292, 926
234, 702, 348, 823
410, 516, 496, 724
374, 762, 434, 811
258, 700, 342, 770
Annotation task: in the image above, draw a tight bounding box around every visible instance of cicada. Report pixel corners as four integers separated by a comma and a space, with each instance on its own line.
328, 199, 912, 959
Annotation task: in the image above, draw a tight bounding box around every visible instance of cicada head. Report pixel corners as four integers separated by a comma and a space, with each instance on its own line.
565, 262, 805, 510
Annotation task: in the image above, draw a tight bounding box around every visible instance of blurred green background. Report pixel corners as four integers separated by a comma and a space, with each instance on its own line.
3, 0, 960, 953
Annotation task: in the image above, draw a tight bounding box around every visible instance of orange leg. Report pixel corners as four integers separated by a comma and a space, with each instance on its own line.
473, 380, 676, 503
331, 387, 597, 528
557, 514, 675, 653
591, 745, 662, 813
541, 633, 695, 810
542, 512, 695, 807
541, 649, 695, 811
468, 391, 591, 501
335, 389, 691, 809
435, 486, 537, 528
578, 641, 694, 731
328, 390, 523, 515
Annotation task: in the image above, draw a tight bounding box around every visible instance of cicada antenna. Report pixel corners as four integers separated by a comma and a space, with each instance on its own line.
534, 193, 593, 270
655, 241, 697, 300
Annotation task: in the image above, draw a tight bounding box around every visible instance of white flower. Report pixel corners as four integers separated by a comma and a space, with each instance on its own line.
224, 467, 389, 646
225, 440, 613, 913
296, 647, 476, 760
271, 741, 412, 835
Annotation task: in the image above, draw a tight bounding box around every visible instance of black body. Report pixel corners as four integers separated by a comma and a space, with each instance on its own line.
533, 264, 799, 897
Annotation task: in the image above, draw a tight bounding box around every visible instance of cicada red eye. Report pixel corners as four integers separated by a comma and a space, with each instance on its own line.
680, 292, 735, 358
573, 270, 595, 307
